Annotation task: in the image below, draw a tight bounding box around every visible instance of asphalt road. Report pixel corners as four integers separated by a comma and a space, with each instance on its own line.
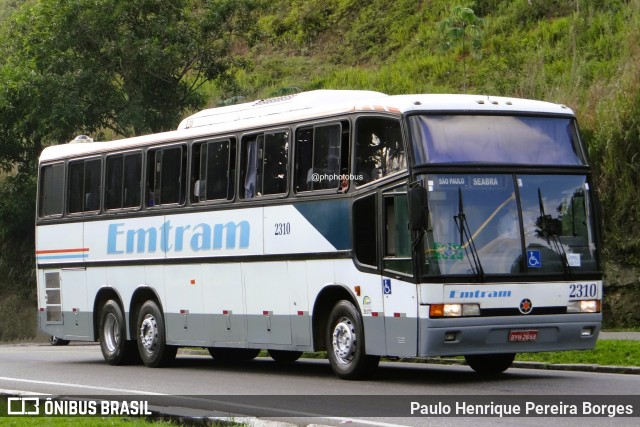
0, 343, 639, 427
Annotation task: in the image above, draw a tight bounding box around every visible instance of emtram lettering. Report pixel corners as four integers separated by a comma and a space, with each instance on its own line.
107, 220, 250, 254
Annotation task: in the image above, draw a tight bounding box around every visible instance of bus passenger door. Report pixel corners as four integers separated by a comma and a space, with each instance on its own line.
382, 185, 418, 357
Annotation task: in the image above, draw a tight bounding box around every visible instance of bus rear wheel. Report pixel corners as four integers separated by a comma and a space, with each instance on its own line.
136, 300, 176, 367
268, 349, 303, 363
99, 300, 140, 365
326, 300, 379, 380
464, 353, 515, 374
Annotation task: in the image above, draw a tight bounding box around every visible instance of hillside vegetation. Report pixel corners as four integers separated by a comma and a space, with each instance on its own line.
239, 0, 640, 267
1, 0, 640, 339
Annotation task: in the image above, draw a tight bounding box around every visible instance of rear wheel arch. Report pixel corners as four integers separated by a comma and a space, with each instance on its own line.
93, 287, 125, 341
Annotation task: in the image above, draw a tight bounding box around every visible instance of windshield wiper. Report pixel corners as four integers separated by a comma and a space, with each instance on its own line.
537, 188, 572, 277
454, 187, 484, 281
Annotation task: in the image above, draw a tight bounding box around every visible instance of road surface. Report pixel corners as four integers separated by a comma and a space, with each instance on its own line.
0, 343, 638, 426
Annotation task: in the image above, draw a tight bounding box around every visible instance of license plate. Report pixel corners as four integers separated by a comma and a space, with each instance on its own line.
508, 330, 538, 342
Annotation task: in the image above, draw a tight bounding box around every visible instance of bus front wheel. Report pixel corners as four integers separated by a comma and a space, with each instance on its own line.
98, 300, 139, 365
326, 300, 379, 380
136, 300, 176, 367
464, 353, 515, 374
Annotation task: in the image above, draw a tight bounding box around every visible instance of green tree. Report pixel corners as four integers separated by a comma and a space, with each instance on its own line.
0, 0, 259, 320
439, 5, 484, 92
0, 0, 257, 170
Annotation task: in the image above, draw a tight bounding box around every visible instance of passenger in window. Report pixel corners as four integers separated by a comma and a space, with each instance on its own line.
338, 168, 349, 194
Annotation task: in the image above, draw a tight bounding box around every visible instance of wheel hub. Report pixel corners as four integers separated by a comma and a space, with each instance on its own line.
103, 313, 119, 352
332, 317, 356, 364
140, 315, 158, 351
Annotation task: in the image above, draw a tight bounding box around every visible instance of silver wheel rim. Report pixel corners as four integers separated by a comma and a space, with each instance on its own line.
332, 317, 356, 364
103, 313, 119, 353
140, 314, 158, 352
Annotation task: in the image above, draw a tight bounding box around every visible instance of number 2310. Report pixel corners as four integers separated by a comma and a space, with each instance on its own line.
569, 283, 597, 298
274, 222, 291, 235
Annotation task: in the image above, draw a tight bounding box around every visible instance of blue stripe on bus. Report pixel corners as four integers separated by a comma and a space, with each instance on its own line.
36, 254, 89, 260
293, 199, 351, 250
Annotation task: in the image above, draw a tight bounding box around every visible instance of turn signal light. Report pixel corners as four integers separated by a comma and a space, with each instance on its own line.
429, 304, 480, 318
567, 300, 601, 313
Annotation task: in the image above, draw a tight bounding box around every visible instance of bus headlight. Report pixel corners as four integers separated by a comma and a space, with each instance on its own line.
567, 300, 601, 313
430, 303, 480, 318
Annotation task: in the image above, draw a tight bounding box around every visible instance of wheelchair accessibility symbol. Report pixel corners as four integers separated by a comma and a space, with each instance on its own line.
383, 279, 392, 295
527, 250, 542, 268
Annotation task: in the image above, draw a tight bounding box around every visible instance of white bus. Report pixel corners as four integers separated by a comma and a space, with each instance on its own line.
36, 90, 602, 379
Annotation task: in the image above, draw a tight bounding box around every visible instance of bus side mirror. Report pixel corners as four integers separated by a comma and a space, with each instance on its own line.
409, 186, 429, 231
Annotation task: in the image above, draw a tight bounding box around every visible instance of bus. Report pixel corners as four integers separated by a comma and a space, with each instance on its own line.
36, 90, 602, 379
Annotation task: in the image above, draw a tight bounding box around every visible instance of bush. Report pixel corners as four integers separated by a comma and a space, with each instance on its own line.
0, 293, 36, 341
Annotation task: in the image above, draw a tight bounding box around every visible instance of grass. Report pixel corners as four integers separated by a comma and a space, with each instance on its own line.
515, 340, 640, 366
426, 339, 640, 367
259, 341, 640, 367
0, 418, 178, 427
0, 400, 244, 426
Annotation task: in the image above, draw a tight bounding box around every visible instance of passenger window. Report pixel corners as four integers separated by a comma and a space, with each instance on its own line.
192, 139, 235, 202
147, 146, 186, 206
240, 130, 288, 198
39, 163, 65, 217
106, 152, 141, 210
295, 123, 347, 192
383, 186, 413, 275
355, 117, 405, 186
68, 158, 101, 214
353, 193, 378, 267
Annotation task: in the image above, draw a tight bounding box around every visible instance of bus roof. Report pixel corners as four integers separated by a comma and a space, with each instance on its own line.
38, 90, 574, 163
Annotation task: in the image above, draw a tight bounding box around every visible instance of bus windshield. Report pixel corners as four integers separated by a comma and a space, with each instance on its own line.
409, 115, 585, 165
421, 174, 598, 277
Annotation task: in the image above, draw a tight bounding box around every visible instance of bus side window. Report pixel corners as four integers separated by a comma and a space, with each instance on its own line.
383, 189, 412, 275
192, 139, 235, 203
123, 153, 142, 208
147, 146, 185, 206
263, 131, 288, 195
241, 130, 288, 199
39, 163, 65, 217
355, 117, 405, 186
106, 152, 141, 210
241, 134, 263, 198
294, 127, 313, 192
106, 155, 123, 210
68, 158, 101, 214
83, 159, 101, 211
295, 123, 342, 192
353, 193, 378, 268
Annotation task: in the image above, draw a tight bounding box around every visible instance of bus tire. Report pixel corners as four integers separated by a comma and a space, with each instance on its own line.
464, 353, 515, 374
268, 349, 303, 363
136, 300, 176, 368
208, 347, 260, 362
99, 300, 140, 365
326, 300, 379, 380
